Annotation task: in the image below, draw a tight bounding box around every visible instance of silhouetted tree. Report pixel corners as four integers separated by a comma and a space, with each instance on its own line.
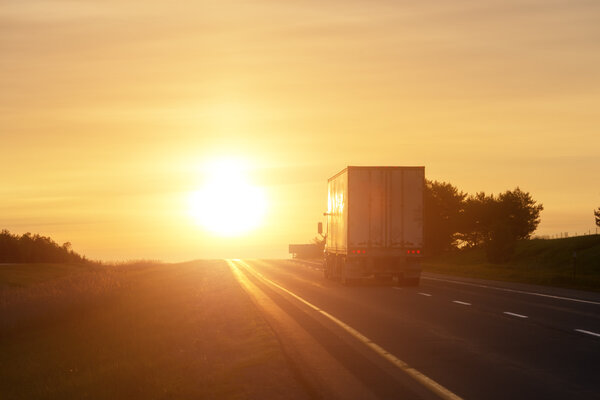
457, 192, 494, 248
0, 229, 19, 262
424, 180, 466, 255
595, 207, 600, 228
499, 188, 543, 239
0, 229, 88, 264
461, 188, 543, 263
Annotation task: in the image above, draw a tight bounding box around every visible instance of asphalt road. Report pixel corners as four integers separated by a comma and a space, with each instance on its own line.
229, 259, 600, 400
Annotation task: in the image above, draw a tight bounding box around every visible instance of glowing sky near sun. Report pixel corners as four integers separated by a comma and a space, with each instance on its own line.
189, 158, 267, 236
1, 0, 599, 261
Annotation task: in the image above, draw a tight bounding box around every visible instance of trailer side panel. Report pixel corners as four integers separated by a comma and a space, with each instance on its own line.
326, 169, 348, 254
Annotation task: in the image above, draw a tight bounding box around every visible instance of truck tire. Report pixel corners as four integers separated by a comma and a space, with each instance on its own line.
334, 255, 342, 281
323, 257, 331, 279
340, 257, 350, 285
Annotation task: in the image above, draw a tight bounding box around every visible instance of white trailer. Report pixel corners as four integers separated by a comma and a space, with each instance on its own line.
321, 166, 424, 285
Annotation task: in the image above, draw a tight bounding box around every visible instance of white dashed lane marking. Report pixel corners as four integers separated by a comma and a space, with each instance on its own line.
503, 312, 528, 319
575, 329, 600, 338
390, 276, 596, 339
423, 276, 600, 305
452, 300, 471, 306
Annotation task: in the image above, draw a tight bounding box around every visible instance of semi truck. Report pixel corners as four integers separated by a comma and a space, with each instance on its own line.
319, 166, 424, 286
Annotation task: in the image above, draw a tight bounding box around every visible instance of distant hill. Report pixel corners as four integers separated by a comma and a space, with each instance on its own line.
424, 235, 600, 291
0, 229, 90, 264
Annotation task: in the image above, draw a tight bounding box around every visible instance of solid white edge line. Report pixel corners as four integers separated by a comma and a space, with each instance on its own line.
423, 276, 600, 305
229, 259, 463, 400
575, 329, 600, 338
503, 311, 528, 319
452, 300, 471, 306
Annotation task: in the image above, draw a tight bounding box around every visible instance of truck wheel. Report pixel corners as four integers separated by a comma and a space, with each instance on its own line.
340, 258, 350, 285
323, 257, 332, 279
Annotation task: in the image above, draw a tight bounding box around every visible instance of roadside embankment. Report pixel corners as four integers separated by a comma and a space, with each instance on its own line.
423, 235, 600, 292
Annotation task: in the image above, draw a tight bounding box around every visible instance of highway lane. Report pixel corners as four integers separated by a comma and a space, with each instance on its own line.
233, 259, 600, 400
419, 275, 600, 338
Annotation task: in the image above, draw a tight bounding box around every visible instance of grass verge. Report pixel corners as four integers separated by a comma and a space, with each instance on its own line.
423, 235, 600, 292
0, 261, 309, 399
0, 263, 94, 287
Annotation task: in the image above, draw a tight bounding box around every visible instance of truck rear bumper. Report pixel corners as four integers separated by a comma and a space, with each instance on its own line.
345, 256, 421, 279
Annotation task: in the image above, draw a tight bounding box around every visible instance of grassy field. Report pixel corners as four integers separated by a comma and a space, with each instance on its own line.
0, 263, 94, 287
0, 261, 309, 399
423, 235, 600, 291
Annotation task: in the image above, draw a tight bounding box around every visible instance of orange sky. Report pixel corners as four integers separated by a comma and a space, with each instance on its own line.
2, 0, 600, 261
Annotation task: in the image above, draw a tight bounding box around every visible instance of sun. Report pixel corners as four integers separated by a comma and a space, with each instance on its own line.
190, 158, 267, 236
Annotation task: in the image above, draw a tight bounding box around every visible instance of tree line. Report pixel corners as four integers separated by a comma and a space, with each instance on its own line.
424, 181, 544, 263
0, 230, 90, 264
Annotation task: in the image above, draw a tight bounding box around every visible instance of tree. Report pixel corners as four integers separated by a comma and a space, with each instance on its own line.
464, 188, 543, 263
595, 207, 600, 228
457, 192, 494, 248
424, 180, 466, 255
0, 229, 19, 262
0, 229, 89, 264
497, 188, 543, 240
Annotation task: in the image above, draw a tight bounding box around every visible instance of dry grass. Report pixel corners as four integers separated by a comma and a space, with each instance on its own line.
0, 263, 93, 287
0, 261, 309, 399
423, 236, 600, 291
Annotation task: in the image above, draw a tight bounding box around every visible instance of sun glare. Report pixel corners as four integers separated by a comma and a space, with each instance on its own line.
190, 158, 267, 236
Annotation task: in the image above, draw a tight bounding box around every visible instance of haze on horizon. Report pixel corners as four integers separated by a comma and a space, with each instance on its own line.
1, 0, 599, 261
